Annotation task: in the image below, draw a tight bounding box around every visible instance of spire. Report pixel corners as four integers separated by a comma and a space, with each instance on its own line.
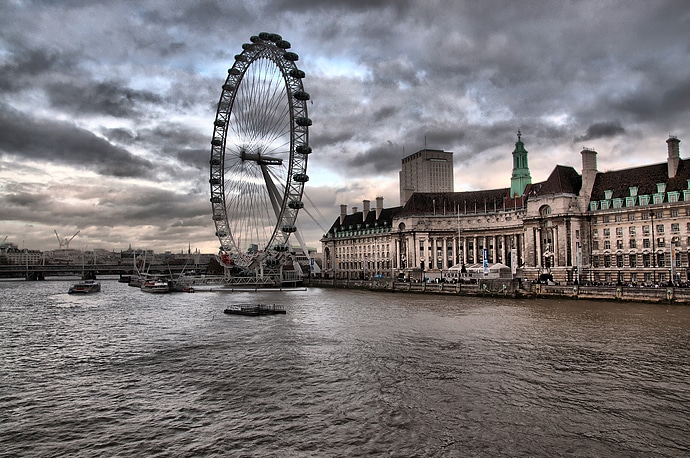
510, 130, 532, 197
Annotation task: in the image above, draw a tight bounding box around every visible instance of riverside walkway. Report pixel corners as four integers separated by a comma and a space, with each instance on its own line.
304, 277, 690, 304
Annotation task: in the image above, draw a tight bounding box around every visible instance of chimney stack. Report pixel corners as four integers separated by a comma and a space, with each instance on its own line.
580, 147, 598, 198
667, 135, 681, 179
362, 200, 370, 220
376, 196, 384, 219
339, 204, 347, 225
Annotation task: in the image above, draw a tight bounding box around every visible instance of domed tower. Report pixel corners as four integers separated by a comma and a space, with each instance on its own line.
510, 130, 532, 197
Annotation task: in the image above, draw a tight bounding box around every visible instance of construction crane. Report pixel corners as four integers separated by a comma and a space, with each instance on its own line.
54, 230, 80, 249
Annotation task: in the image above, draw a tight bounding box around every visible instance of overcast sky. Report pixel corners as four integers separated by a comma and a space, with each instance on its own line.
1, 0, 690, 254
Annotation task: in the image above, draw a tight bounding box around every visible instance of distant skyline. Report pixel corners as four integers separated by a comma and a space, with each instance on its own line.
2, 1, 690, 253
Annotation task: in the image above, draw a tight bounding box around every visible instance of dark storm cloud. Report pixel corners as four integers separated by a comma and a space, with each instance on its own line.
0, 105, 153, 178
274, 0, 414, 14
0, 47, 78, 92
121, 122, 210, 171
575, 122, 626, 143
2, 0, 690, 253
0, 180, 209, 244
46, 80, 162, 118
95, 186, 207, 224
344, 141, 401, 174
4, 189, 51, 209
661, 78, 690, 115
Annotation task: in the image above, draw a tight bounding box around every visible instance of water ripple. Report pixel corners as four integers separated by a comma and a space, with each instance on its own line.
1, 281, 689, 456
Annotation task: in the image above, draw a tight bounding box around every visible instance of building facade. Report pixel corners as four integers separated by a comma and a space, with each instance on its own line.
399, 149, 454, 206
321, 197, 397, 280
322, 134, 690, 286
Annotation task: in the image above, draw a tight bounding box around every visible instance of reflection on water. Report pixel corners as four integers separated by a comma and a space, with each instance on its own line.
1, 280, 689, 457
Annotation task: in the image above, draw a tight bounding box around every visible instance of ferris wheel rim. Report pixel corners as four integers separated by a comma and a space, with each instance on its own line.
209, 33, 311, 267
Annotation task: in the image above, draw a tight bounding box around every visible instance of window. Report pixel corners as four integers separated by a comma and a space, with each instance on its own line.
629, 239, 637, 248
671, 209, 679, 217
629, 186, 638, 197
604, 190, 613, 199
603, 215, 610, 223
613, 199, 623, 209
629, 254, 637, 267
629, 226, 636, 235
593, 241, 599, 250
604, 255, 611, 267
604, 240, 611, 249
592, 255, 599, 268
615, 214, 622, 222
590, 202, 599, 211
643, 239, 651, 248
658, 238, 665, 247
643, 225, 650, 235
656, 211, 663, 219
616, 227, 623, 236
656, 224, 665, 234
617, 255, 624, 268
625, 197, 636, 207
672, 223, 680, 232
604, 228, 611, 237
658, 253, 665, 267
643, 254, 651, 267
593, 229, 599, 238
616, 240, 624, 249
642, 212, 649, 220
628, 213, 635, 221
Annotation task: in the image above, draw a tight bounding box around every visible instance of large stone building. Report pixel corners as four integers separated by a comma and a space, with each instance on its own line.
399, 149, 454, 206
322, 134, 689, 286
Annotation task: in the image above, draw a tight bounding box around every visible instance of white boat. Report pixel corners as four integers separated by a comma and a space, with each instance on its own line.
68, 280, 101, 294
140, 279, 170, 293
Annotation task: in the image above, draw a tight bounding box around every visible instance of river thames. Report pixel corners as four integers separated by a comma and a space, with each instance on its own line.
1, 279, 689, 457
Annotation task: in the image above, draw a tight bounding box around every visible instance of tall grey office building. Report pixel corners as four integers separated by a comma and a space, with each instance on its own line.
399, 149, 454, 205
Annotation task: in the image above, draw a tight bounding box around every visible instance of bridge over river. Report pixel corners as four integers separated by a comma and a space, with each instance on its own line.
0, 263, 208, 280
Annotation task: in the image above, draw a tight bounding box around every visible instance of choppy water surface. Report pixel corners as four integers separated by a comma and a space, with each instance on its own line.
1, 279, 689, 457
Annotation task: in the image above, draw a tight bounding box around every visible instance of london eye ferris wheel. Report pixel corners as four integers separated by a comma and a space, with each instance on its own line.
209, 32, 311, 269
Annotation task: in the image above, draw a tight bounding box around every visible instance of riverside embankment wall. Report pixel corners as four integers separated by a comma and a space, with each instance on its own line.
304, 278, 690, 304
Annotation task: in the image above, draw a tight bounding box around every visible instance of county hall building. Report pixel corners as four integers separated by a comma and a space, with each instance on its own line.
321, 134, 690, 286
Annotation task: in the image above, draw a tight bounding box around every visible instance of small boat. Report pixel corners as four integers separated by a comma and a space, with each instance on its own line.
68, 280, 101, 294
128, 275, 144, 288
140, 279, 170, 294
223, 304, 286, 316
118, 274, 132, 283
